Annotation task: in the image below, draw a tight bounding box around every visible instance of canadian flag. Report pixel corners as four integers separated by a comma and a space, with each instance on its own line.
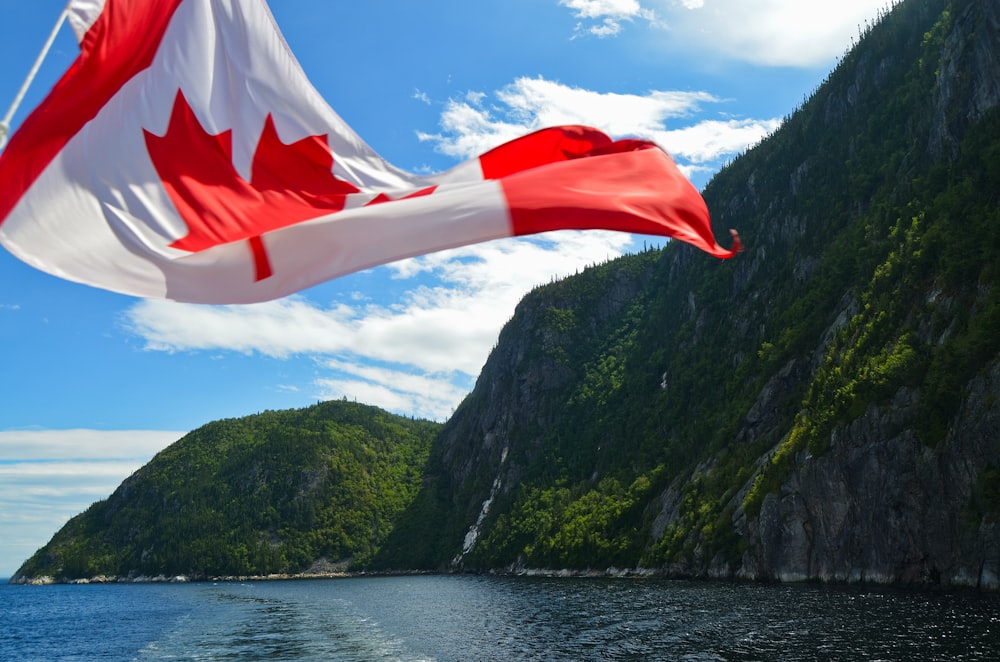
0, 0, 739, 304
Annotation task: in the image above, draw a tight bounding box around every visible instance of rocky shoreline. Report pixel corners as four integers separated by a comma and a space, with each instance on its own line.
9, 565, 674, 586
15, 564, 995, 589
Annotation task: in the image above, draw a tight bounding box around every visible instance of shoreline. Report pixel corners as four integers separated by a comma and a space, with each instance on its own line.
9, 566, 667, 586
11, 566, 997, 591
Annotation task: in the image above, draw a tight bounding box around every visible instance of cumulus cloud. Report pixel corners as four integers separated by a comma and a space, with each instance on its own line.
560, 0, 659, 37
316, 359, 472, 422
657, 117, 783, 163
661, 0, 891, 66
418, 76, 776, 171
558, 0, 891, 67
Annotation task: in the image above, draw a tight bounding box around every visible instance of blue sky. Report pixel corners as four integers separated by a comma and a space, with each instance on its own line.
0, 0, 890, 576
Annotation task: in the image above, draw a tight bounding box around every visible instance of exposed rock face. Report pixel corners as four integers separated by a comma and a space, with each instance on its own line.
434, 259, 660, 564
730, 0, 1000, 588
742, 367, 1000, 588
930, 0, 1000, 157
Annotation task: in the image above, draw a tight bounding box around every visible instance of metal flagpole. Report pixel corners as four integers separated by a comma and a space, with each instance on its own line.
0, 7, 70, 152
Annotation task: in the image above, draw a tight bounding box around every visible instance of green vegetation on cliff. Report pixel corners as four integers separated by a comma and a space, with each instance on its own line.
381, 0, 1000, 579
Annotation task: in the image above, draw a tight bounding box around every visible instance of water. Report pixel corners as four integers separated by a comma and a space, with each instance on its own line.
2, 575, 998, 660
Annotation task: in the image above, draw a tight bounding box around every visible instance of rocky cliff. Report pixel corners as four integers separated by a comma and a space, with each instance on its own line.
733, 0, 1000, 588
380, 0, 1000, 588
742, 364, 1000, 586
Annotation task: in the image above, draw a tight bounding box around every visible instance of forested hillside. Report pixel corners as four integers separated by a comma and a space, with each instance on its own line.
13, 402, 438, 580
376, 0, 1000, 587
13, 0, 1000, 587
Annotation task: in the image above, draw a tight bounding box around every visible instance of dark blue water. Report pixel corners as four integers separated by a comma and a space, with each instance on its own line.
2, 575, 998, 660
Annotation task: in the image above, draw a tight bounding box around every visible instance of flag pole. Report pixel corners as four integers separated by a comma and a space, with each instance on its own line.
0, 7, 70, 152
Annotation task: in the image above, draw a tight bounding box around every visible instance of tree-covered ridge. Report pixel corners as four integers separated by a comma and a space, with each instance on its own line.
15, 401, 439, 580
380, 0, 1000, 580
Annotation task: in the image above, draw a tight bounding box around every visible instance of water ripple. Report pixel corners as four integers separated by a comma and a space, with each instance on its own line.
2, 576, 998, 660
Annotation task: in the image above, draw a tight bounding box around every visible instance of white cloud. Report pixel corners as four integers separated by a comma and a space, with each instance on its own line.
562, 0, 649, 20
0, 429, 182, 577
419, 76, 771, 165
655, 117, 783, 163
586, 18, 624, 37
124, 232, 633, 421
560, 0, 659, 37
316, 359, 471, 421
417, 99, 527, 165
0, 429, 183, 461
558, 0, 891, 67
655, 0, 891, 67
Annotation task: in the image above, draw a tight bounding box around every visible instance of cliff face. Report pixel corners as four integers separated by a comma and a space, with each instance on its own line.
930, 0, 1000, 156
742, 365, 1000, 587
383, 0, 1000, 588
376, 252, 666, 570
734, 0, 1000, 588
689, 0, 1000, 588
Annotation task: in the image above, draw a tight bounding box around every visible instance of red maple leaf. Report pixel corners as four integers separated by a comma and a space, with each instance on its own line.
144, 91, 361, 280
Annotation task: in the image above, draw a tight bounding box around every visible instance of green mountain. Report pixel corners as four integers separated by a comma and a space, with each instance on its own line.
13, 402, 439, 580
375, 0, 1000, 586
12, 0, 1000, 587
